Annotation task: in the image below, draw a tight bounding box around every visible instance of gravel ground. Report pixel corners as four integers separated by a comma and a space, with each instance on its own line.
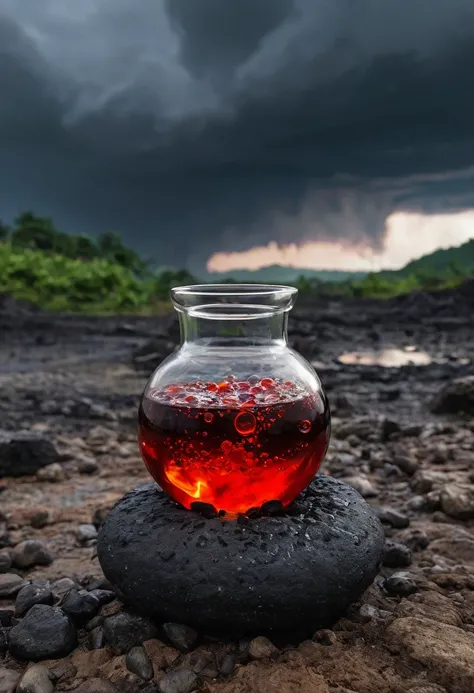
0, 285, 474, 693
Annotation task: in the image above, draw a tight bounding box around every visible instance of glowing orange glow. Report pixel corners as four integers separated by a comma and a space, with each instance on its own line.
206, 210, 474, 273
165, 470, 207, 499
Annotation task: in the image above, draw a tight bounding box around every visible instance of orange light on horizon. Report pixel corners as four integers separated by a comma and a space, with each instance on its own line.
206, 210, 474, 273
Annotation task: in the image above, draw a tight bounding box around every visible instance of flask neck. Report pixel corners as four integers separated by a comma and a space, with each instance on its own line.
178, 310, 289, 346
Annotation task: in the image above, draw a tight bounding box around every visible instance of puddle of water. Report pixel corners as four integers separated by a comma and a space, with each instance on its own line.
337, 347, 432, 368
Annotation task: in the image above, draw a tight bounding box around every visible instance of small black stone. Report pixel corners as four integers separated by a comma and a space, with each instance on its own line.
98, 478, 384, 638
403, 529, 430, 552
158, 668, 199, 693
103, 611, 158, 654
61, 589, 100, 625
9, 604, 77, 661
15, 583, 54, 617
162, 622, 198, 652
88, 589, 116, 607
383, 572, 418, 597
260, 500, 284, 516
126, 645, 154, 681
190, 502, 217, 519
375, 507, 410, 529
382, 542, 413, 568
0, 430, 61, 477
218, 652, 237, 677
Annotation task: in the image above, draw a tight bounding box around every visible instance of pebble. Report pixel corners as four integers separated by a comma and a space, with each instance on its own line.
88, 589, 116, 607
77, 524, 98, 543
37, 463, 64, 482
30, 512, 51, 529
125, 645, 154, 681
248, 636, 279, 660
218, 653, 237, 677
158, 668, 199, 693
440, 484, 474, 520
12, 540, 54, 569
9, 604, 77, 661
312, 629, 337, 646
187, 651, 212, 674
0, 431, 61, 477
375, 507, 410, 529
162, 623, 198, 653
17, 664, 53, 693
0, 573, 27, 597
61, 589, 100, 625
383, 572, 418, 597
77, 456, 99, 475
15, 584, 54, 617
88, 626, 105, 650
392, 455, 418, 476
0, 551, 11, 573
382, 541, 413, 568
51, 578, 77, 601
403, 529, 430, 552
103, 611, 158, 654
0, 668, 20, 693
343, 476, 378, 498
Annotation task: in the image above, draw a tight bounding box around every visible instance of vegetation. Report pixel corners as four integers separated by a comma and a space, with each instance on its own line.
0, 211, 473, 313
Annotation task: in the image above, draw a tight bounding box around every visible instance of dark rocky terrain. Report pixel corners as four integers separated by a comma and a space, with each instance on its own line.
0, 283, 474, 693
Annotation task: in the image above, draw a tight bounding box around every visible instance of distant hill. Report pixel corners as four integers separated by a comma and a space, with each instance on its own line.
381, 239, 474, 278
202, 265, 366, 284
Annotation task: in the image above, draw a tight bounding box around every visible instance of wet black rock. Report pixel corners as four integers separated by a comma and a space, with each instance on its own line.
382, 572, 418, 597
103, 611, 158, 654
15, 583, 54, 617
430, 375, 474, 414
218, 653, 237, 677
9, 604, 77, 661
98, 477, 384, 638
158, 668, 198, 693
163, 623, 198, 653
0, 431, 61, 477
0, 550, 11, 573
60, 589, 100, 625
12, 540, 54, 569
382, 542, 413, 568
125, 645, 154, 681
88, 588, 115, 607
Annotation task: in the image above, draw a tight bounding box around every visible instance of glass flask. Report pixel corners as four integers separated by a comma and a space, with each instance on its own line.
138, 285, 330, 515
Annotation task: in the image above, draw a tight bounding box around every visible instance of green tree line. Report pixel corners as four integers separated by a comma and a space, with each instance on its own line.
1, 211, 473, 313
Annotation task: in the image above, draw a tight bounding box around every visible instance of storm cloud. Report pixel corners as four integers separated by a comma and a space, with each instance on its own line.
1, 0, 474, 270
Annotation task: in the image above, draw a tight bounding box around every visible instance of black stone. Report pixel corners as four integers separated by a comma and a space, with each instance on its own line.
158, 668, 199, 693
15, 584, 54, 617
98, 477, 384, 638
375, 507, 410, 529
0, 430, 61, 477
125, 645, 154, 681
260, 500, 284, 516
103, 611, 158, 654
61, 589, 100, 625
382, 542, 413, 568
218, 653, 237, 677
88, 589, 116, 607
162, 622, 198, 652
0, 608, 13, 626
382, 572, 418, 597
9, 604, 77, 661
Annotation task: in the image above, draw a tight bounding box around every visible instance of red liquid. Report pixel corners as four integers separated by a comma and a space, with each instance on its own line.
138, 377, 330, 515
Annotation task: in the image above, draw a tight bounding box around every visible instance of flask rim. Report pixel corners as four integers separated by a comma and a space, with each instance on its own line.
171, 284, 298, 318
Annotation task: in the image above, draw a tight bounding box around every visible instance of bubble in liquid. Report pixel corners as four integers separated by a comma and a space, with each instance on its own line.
299, 419, 312, 434
234, 411, 257, 436
247, 374, 260, 386
221, 440, 233, 454
204, 412, 214, 423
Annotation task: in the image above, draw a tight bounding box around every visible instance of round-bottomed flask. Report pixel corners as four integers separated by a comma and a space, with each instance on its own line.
138, 285, 330, 515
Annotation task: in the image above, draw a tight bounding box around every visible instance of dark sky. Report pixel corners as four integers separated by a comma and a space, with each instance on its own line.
1, 0, 474, 271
